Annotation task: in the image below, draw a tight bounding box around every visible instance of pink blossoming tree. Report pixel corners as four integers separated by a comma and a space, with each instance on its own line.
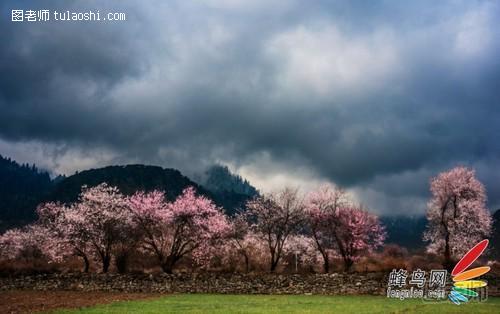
38, 184, 133, 273
128, 187, 230, 273
306, 185, 385, 272
246, 187, 305, 272
217, 226, 267, 273
75, 183, 132, 273
284, 235, 321, 272
423, 166, 492, 270
226, 212, 253, 273
0, 224, 60, 263
305, 184, 349, 273
36, 202, 92, 272
334, 206, 386, 271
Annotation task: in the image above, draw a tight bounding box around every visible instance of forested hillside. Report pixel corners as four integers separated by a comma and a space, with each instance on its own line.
0, 155, 54, 226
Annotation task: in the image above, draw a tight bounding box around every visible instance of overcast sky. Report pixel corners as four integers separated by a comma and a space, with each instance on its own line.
1, 0, 499, 215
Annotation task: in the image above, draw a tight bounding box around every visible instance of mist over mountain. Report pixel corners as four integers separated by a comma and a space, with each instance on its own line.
196, 165, 259, 197
194, 165, 259, 215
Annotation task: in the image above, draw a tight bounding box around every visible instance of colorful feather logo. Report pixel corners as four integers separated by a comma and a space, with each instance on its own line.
448, 239, 490, 305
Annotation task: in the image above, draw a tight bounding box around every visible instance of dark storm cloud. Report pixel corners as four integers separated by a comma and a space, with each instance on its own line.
1, 0, 500, 215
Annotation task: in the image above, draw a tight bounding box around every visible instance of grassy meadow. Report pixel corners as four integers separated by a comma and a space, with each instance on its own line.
52, 294, 500, 314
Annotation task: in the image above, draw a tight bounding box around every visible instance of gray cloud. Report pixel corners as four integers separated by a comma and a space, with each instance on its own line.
1, 0, 500, 215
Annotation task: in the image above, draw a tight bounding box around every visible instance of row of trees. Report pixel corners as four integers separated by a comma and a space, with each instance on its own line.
0, 184, 386, 274
0, 166, 493, 274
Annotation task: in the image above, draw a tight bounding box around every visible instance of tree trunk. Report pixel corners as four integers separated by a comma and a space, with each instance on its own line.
102, 255, 111, 273
161, 256, 177, 274
443, 232, 452, 271
313, 234, 329, 273
270, 263, 277, 272
269, 249, 276, 272
343, 258, 353, 272
270, 257, 279, 272
115, 252, 129, 274
440, 199, 453, 272
323, 256, 330, 273
161, 264, 173, 274
82, 255, 90, 273
244, 254, 250, 273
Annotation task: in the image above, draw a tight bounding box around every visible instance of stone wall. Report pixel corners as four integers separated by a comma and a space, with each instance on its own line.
0, 273, 498, 296
0, 273, 386, 295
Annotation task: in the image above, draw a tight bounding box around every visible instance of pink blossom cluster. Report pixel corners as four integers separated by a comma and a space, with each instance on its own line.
2, 166, 487, 274
305, 184, 386, 272
423, 166, 492, 269
0, 184, 230, 274
128, 187, 230, 273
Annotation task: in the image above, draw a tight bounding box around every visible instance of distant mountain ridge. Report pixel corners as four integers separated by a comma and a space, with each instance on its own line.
0, 156, 259, 229
48, 164, 207, 203
380, 215, 427, 250
380, 210, 500, 254
48, 164, 258, 216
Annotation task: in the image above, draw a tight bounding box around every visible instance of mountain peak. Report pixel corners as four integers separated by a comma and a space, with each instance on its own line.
196, 164, 258, 197
49, 164, 206, 203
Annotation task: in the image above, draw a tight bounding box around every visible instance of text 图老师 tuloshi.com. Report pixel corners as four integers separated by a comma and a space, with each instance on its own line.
11, 9, 126, 22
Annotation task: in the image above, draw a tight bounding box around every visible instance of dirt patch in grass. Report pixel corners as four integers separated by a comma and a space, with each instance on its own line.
0, 290, 160, 313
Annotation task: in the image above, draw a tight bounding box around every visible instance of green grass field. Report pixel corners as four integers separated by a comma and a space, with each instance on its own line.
52, 294, 500, 313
